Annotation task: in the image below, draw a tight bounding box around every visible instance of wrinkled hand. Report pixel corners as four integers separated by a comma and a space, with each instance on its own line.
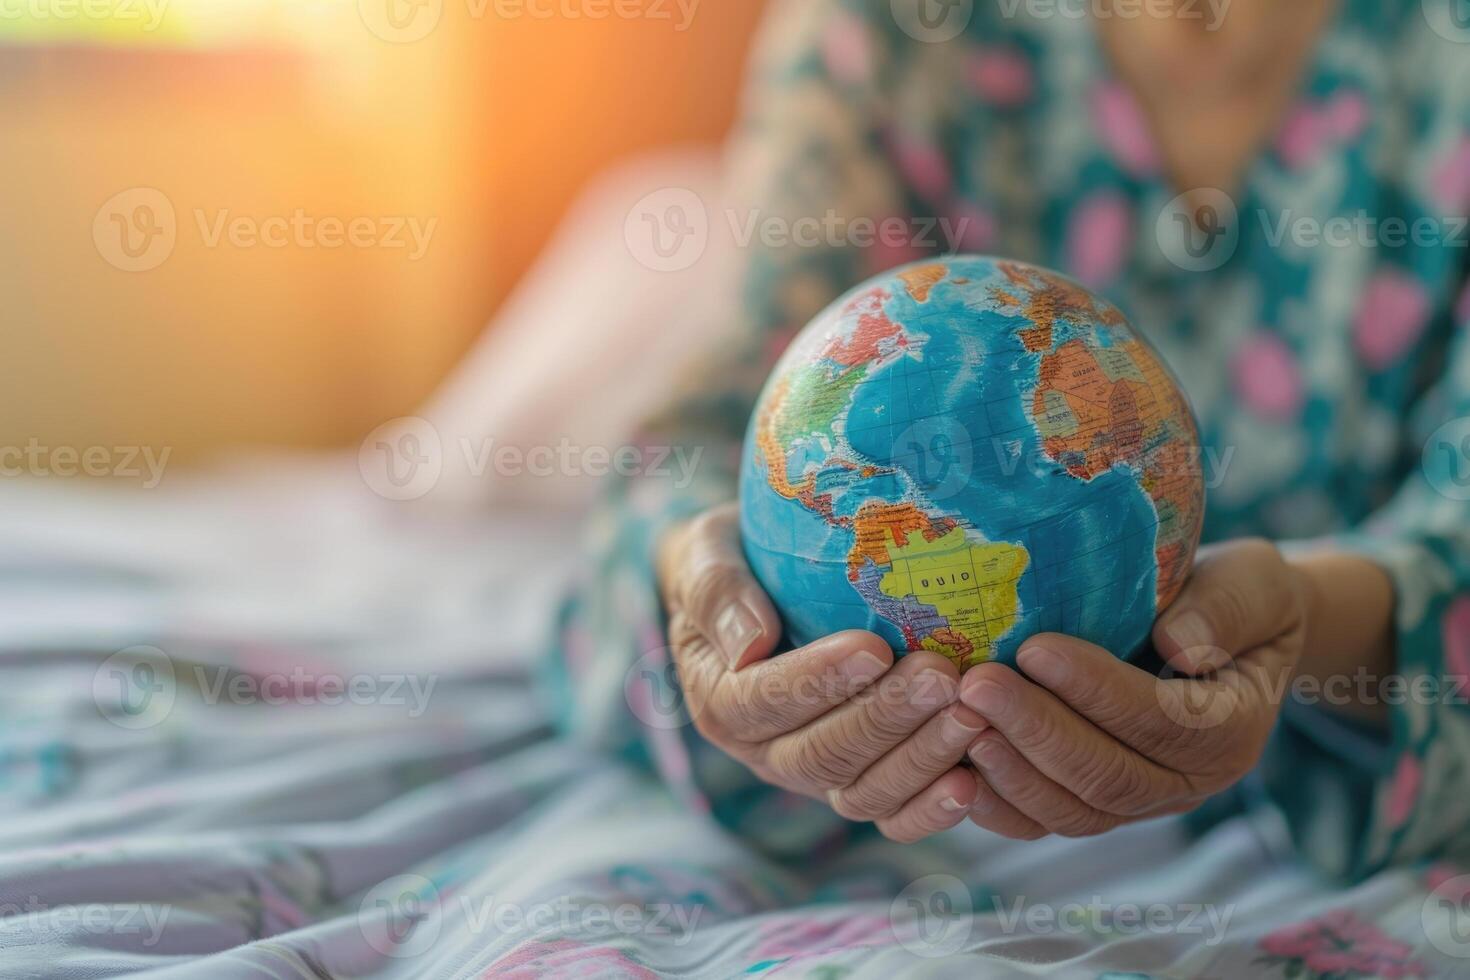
957, 538, 1307, 839
657, 503, 990, 842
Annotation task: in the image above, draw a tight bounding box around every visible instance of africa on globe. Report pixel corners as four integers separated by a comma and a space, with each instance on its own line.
738, 256, 1206, 671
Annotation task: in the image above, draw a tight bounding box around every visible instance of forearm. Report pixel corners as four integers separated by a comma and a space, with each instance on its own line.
1288, 552, 1398, 726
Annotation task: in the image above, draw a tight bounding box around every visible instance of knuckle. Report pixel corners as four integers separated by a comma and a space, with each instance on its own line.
1003, 698, 1053, 749
688, 700, 732, 747
776, 728, 854, 791
1074, 754, 1152, 815
858, 697, 926, 744
1207, 586, 1253, 646
1052, 805, 1119, 839
830, 779, 903, 822
877, 819, 923, 844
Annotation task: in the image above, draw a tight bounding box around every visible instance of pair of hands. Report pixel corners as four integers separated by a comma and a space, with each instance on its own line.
656, 503, 1308, 843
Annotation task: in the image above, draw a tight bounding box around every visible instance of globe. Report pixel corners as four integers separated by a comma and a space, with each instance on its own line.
738, 256, 1205, 671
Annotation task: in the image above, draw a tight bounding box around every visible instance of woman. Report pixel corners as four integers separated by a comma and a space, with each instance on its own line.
549, 0, 1470, 880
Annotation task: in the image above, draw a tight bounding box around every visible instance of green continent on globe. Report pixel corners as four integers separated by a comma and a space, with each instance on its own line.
743, 257, 1205, 671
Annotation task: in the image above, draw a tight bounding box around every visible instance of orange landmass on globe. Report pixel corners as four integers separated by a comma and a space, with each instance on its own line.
1031, 336, 1204, 610
845, 500, 956, 581
991, 261, 1126, 353
898, 263, 948, 302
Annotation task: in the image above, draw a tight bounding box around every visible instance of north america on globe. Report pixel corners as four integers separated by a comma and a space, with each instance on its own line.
739, 256, 1206, 671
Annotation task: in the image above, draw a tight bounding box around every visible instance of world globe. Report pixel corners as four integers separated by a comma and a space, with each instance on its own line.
738, 256, 1206, 671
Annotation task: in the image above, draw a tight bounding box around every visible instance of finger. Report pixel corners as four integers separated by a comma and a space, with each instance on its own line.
967, 733, 1126, 838
966, 772, 1048, 840
667, 504, 783, 669
761, 651, 959, 792
1153, 538, 1303, 675
1016, 634, 1260, 771
874, 767, 978, 844
690, 629, 893, 745
827, 704, 988, 821
959, 662, 1187, 816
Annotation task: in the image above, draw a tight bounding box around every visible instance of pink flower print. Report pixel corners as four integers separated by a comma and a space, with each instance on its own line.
966, 48, 1033, 108
751, 913, 893, 961
1327, 91, 1370, 143
821, 13, 872, 86
1386, 753, 1422, 829
892, 137, 953, 203
1258, 909, 1429, 979
1354, 271, 1431, 370
488, 940, 659, 979
1065, 192, 1132, 288
1445, 595, 1470, 685
1231, 333, 1304, 422
1091, 82, 1160, 177
1431, 136, 1470, 213
1425, 863, 1470, 905
1276, 92, 1370, 170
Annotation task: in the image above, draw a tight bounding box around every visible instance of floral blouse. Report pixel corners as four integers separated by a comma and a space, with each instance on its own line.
546, 0, 1470, 881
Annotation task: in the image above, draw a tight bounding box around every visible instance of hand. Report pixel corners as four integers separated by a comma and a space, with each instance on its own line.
657, 503, 990, 842
955, 538, 1308, 839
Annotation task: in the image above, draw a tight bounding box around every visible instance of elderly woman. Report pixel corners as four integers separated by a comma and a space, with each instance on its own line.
549, 0, 1470, 882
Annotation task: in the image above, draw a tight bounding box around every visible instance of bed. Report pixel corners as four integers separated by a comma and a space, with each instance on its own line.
1, 462, 1462, 979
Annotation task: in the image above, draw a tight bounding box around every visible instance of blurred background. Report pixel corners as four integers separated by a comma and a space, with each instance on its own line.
2, 0, 767, 467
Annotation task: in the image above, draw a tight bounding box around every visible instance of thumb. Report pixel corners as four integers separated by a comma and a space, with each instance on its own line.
663, 504, 783, 671
1152, 538, 1303, 676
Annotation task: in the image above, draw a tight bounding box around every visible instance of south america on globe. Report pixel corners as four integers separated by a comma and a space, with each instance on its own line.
738, 256, 1206, 671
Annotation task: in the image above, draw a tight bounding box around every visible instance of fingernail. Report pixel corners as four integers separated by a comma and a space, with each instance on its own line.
961, 678, 1008, 718
1164, 610, 1213, 656
939, 796, 967, 813
840, 651, 888, 686
969, 738, 1004, 769
1018, 644, 1068, 686
714, 601, 763, 667
939, 710, 986, 747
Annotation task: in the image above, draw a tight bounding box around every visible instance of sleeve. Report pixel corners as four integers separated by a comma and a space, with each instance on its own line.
538, 0, 921, 859
1261, 278, 1470, 880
